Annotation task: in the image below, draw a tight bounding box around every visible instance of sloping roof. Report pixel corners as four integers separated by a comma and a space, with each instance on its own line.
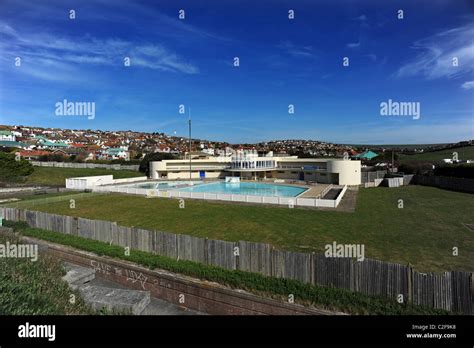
0, 130, 13, 136
106, 148, 126, 155
39, 139, 69, 147
0, 140, 29, 148
57, 148, 86, 154
19, 150, 50, 157
355, 150, 378, 159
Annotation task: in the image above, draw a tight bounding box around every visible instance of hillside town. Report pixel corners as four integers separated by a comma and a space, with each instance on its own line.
0, 125, 359, 161
1, 125, 471, 165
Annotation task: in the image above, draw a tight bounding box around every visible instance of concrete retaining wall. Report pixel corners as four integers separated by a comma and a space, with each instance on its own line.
7, 233, 333, 315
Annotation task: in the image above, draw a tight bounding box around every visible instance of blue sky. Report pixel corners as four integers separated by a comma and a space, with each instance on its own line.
0, 0, 473, 144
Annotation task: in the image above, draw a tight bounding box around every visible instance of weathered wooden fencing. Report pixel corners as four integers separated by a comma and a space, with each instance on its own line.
361, 170, 387, 184
413, 175, 474, 193
1, 207, 472, 314
31, 161, 139, 171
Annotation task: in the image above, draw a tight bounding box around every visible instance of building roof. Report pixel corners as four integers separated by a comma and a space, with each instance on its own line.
355, 150, 378, 160
56, 148, 86, 154
18, 150, 50, 157
39, 139, 69, 147
0, 140, 29, 148
0, 130, 13, 136
106, 148, 126, 155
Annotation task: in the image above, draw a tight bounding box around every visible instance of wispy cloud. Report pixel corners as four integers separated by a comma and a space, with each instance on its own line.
365, 54, 378, 62
396, 24, 474, 80
346, 42, 360, 48
1, 0, 231, 44
277, 41, 316, 58
0, 20, 199, 81
461, 81, 474, 90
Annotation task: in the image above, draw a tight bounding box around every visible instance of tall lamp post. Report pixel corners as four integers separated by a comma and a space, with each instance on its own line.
189, 107, 192, 180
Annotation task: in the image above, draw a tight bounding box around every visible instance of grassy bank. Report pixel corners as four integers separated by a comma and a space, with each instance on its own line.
8, 186, 474, 272
4, 221, 449, 315
24, 166, 143, 186
0, 231, 93, 315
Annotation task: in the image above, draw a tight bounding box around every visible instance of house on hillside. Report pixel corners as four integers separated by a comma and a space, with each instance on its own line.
0, 130, 16, 141
17, 150, 51, 160
101, 147, 130, 161
36, 137, 70, 150
0, 140, 32, 149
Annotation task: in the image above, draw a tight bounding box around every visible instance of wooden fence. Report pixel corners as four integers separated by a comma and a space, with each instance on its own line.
361, 170, 387, 184
1, 207, 472, 314
413, 175, 474, 194
31, 161, 139, 171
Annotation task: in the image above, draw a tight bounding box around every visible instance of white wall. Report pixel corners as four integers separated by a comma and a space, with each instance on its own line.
150, 159, 362, 185
326, 160, 361, 185
66, 175, 114, 189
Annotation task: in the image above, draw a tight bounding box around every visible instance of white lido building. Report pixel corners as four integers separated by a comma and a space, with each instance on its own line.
150, 151, 361, 185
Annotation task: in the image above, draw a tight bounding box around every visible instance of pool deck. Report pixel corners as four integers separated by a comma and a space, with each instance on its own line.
120, 179, 331, 199
298, 184, 330, 198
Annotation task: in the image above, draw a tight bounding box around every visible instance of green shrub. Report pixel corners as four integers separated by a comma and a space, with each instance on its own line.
0, 152, 34, 181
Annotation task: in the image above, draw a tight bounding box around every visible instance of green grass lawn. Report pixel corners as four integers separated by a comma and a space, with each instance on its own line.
24, 166, 144, 186
9, 185, 473, 273
398, 145, 474, 163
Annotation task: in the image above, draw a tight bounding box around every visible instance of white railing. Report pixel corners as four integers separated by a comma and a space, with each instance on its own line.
334, 185, 347, 207
90, 184, 348, 208
111, 177, 147, 184
319, 184, 333, 198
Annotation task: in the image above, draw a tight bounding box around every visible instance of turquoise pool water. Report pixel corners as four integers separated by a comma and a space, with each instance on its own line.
177, 182, 307, 197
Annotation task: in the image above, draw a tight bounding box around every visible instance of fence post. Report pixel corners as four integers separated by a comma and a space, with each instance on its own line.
407, 263, 413, 304
471, 273, 474, 314
234, 241, 240, 270
204, 237, 209, 265
310, 252, 316, 285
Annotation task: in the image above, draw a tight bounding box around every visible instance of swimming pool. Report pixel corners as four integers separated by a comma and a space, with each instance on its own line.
177, 182, 307, 197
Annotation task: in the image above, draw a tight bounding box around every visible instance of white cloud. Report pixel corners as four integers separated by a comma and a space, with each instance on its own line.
347, 42, 360, 48
396, 24, 474, 80
277, 41, 316, 58
0, 21, 199, 80
461, 81, 474, 90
